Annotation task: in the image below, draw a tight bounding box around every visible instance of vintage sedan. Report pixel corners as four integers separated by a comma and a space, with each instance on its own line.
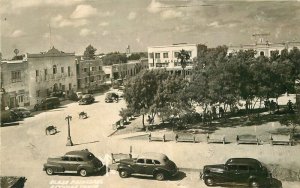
10, 107, 31, 118
200, 158, 273, 187
43, 149, 104, 177
117, 152, 178, 180
78, 94, 95, 105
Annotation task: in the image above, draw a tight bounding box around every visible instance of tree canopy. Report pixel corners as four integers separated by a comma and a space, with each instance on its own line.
83, 44, 97, 60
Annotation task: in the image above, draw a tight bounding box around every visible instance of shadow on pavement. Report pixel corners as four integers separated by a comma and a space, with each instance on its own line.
0, 122, 20, 127
127, 171, 186, 181
207, 178, 282, 188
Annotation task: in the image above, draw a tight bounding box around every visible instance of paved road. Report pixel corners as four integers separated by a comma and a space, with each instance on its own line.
1, 92, 300, 188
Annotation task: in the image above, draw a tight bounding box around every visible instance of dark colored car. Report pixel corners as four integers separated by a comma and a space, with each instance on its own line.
43, 149, 104, 177
78, 94, 95, 105
0, 176, 27, 188
10, 107, 31, 118
105, 92, 119, 103
34, 97, 60, 111
0, 110, 20, 125
200, 158, 273, 187
117, 152, 178, 181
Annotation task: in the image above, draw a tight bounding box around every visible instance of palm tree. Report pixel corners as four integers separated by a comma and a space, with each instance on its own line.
177, 49, 191, 78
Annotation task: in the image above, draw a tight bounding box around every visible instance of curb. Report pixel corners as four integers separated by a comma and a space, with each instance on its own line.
107, 129, 119, 137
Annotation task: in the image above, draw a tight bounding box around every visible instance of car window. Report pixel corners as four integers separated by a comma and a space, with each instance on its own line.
154, 160, 161, 165
163, 156, 169, 163
249, 166, 256, 171
227, 165, 238, 171
62, 156, 69, 161
136, 159, 145, 164
238, 165, 249, 171
146, 159, 153, 164
69, 157, 77, 161
77, 157, 84, 161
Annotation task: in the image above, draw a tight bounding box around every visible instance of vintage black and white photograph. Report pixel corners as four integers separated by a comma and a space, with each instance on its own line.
1, 0, 300, 187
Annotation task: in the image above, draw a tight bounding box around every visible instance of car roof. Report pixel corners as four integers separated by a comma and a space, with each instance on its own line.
65, 150, 93, 158
138, 152, 168, 161
226, 158, 261, 166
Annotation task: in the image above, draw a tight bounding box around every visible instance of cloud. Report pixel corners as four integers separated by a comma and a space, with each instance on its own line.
79, 28, 96, 37
207, 21, 220, 28
128, 12, 137, 20
51, 14, 87, 28
10, 30, 25, 38
99, 22, 109, 27
147, 0, 164, 13
70, 4, 97, 19
102, 30, 109, 36
161, 10, 183, 19
98, 11, 115, 17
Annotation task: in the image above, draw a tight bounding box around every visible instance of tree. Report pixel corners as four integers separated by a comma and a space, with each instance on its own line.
102, 52, 127, 66
177, 49, 190, 78
83, 44, 97, 60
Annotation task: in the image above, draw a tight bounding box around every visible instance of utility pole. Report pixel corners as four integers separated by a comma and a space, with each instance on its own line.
65, 115, 73, 146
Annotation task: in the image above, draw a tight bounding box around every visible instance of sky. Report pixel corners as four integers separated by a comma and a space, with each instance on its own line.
1, 0, 300, 59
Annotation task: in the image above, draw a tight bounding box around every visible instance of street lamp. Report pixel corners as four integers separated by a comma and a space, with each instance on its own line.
65, 115, 73, 146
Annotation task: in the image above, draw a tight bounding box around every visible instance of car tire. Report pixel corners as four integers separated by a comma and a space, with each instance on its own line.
250, 180, 260, 188
119, 169, 130, 178
204, 177, 215, 186
46, 167, 54, 175
79, 169, 88, 177
154, 172, 165, 181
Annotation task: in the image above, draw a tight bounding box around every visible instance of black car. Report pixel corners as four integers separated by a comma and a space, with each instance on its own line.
0, 110, 20, 125
117, 152, 178, 181
105, 92, 119, 103
10, 107, 31, 118
78, 94, 95, 105
200, 158, 272, 187
43, 149, 104, 177
34, 97, 60, 111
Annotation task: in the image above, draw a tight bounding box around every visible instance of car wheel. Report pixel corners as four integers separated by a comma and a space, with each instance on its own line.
154, 172, 165, 181
250, 180, 260, 188
119, 169, 130, 178
204, 177, 215, 186
46, 168, 54, 175
79, 169, 87, 177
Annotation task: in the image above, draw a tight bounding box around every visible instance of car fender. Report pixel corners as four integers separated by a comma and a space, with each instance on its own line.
117, 165, 134, 174
44, 163, 64, 172
76, 165, 92, 173
152, 168, 171, 176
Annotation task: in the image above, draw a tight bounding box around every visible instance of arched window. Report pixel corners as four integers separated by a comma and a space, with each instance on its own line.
260, 51, 264, 56
53, 65, 57, 74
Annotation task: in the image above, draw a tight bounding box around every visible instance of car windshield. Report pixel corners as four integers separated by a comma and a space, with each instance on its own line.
163, 156, 169, 162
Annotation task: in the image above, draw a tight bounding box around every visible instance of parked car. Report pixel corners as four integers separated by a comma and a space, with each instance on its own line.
78, 94, 95, 105
43, 149, 104, 177
0, 110, 20, 125
76, 92, 83, 100
34, 97, 60, 111
117, 152, 178, 181
200, 158, 273, 187
116, 89, 124, 98
10, 107, 31, 118
105, 92, 119, 103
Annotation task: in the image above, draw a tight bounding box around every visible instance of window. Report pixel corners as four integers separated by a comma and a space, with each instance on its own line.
44, 69, 47, 80
90, 76, 94, 82
77, 158, 83, 161
69, 83, 72, 90
136, 159, 145, 164
154, 160, 161, 165
69, 157, 77, 161
62, 156, 68, 161
163, 52, 168, 58
68, 66, 71, 76
61, 67, 64, 73
85, 78, 88, 83
155, 53, 160, 59
91, 67, 95, 71
84, 68, 88, 72
227, 165, 238, 171
18, 95, 24, 103
149, 53, 154, 58
53, 65, 57, 74
11, 71, 21, 83
35, 70, 39, 77
146, 159, 153, 164
174, 52, 179, 58
99, 66, 101, 71
238, 165, 249, 171
260, 51, 264, 56
36, 90, 40, 97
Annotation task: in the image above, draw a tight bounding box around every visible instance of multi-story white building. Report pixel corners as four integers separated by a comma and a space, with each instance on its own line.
148, 43, 197, 68
228, 36, 300, 57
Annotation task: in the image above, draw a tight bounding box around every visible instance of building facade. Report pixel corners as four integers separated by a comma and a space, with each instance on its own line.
228, 37, 300, 57
76, 57, 106, 92
26, 47, 77, 106
103, 58, 149, 83
1, 60, 29, 108
147, 43, 197, 76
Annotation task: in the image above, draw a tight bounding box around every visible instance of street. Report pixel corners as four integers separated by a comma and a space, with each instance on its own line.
1, 92, 300, 188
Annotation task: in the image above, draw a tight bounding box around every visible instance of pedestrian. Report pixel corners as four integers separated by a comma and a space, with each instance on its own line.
219, 107, 224, 118
287, 100, 294, 113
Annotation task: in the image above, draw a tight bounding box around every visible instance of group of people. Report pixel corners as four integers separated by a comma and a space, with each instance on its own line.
264, 99, 294, 114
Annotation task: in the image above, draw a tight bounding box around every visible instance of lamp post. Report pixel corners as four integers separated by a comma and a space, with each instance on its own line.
65, 115, 73, 146
0, 88, 6, 111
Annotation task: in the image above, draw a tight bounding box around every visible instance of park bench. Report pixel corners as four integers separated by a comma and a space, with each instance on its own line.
111, 153, 132, 164
207, 134, 226, 144
236, 134, 260, 145
175, 133, 196, 143
148, 132, 165, 142
270, 134, 293, 146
